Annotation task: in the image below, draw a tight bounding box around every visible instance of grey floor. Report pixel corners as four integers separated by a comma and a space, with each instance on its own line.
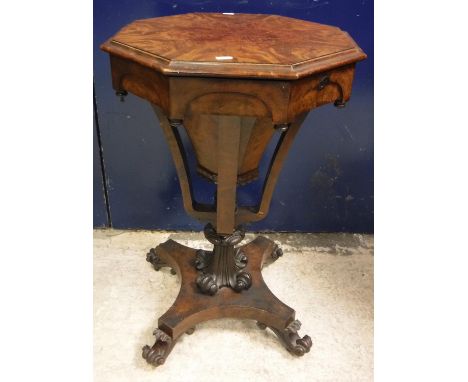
94, 229, 373, 382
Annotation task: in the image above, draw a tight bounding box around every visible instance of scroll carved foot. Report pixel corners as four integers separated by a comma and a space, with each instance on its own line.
257, 319, 312, 356
144, 238, 312, 366
271, 243, 283, 261
269, 320, 312, 356
147, 248, 176, 275
142, 329, 175, 366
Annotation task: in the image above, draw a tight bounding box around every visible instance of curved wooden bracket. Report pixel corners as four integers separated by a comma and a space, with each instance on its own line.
236, 112, 309, 225
152, 104, 216, 223
153, 103, 309, 229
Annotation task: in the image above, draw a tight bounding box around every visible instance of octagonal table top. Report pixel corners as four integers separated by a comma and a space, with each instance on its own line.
101, 13, 366, 80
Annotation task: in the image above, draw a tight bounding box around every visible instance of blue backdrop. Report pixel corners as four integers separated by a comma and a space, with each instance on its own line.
93, 0, 374, 232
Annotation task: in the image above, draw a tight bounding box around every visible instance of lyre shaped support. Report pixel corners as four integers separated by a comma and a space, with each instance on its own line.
238, 112, 308, 225
152, 104, 308, 296
152, 105, 216, 225
152, 104, 308, 232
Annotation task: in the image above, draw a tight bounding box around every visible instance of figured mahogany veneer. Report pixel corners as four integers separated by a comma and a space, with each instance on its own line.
106, 53, 358, 187
101, 13, 365, 79
101, 12, 366, 368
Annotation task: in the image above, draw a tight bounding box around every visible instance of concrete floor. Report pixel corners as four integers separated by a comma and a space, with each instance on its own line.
94, 230, 373, 382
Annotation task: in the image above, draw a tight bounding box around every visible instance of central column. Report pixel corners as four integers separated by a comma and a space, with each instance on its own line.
215, 115, 241, 235
195, 224, 252, 295
194, 115, 252, 295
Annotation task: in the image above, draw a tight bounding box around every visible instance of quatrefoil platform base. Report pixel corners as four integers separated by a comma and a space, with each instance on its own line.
142, 236, 312, 367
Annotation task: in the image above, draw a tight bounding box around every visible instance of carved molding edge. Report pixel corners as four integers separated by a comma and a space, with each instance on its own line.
203, 223, 245, 246
197, 164, 260, 186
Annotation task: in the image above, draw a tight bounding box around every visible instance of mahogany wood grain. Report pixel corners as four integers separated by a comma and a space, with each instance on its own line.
155, 237, 295, 339
101, 13, 366, 80
215, 116, 241, 234
142, 236, 311, 366
235, 112, 308, 225
107, 57, 356, 124
102, 13, 366, 367
152, 105, 216, 224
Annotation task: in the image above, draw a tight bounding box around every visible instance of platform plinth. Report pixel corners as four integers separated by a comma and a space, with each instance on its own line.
142, 236, 312, 366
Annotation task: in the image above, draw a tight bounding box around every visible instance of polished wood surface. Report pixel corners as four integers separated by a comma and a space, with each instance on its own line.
101, 13, 366, 367
151, 105, 310, 228
101, 13, 366, 79
108, 55, 356, 125
215, 116, 241, 234
143, 236, 311, 365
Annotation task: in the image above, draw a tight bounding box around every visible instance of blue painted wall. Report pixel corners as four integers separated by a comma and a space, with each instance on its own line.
93, 0, 373, 232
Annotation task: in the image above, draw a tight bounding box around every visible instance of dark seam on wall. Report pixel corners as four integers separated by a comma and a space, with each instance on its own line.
93, 82, 112, 227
